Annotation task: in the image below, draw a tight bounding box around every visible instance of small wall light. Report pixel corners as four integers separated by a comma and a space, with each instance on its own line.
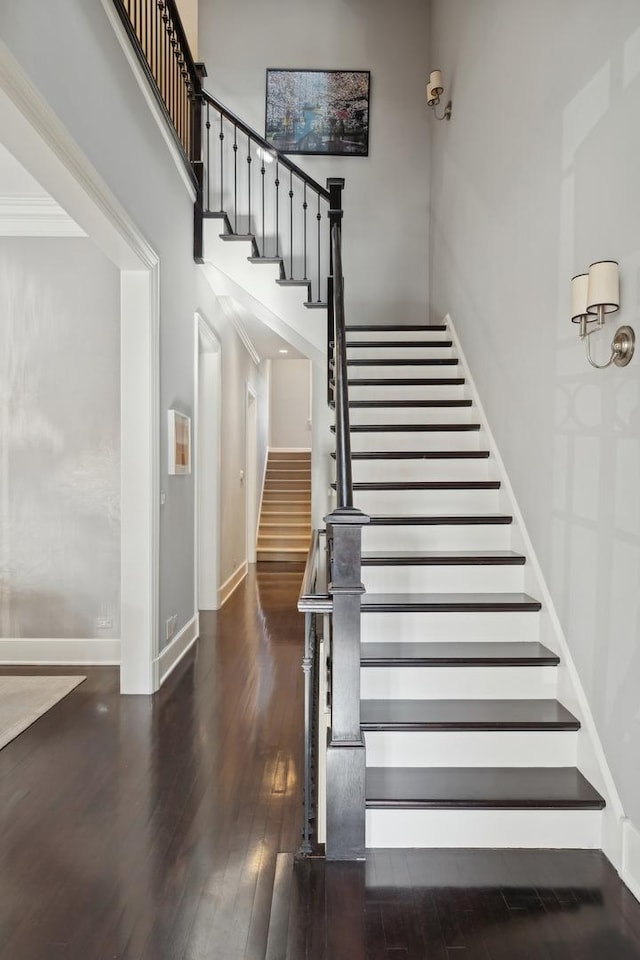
426, 70, 452, 121
571, 261, 634, 368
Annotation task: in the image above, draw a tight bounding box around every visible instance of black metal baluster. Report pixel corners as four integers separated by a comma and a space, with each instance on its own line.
233, 125, 238, 233
289, 170, 294, 279
219, 113, 224, 213
261, 154, 266, 256
316, 194, 322, 302
247, 136, 252, 240
205, 102, 211, 213
303, 184, 308, 281
275, 161, 280, 257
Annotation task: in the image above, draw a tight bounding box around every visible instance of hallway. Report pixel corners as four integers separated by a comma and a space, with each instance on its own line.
0, 565, 639, 959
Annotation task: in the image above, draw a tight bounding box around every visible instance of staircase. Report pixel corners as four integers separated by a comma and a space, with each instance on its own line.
257, 450, 312, 562
334, 322, 605, 849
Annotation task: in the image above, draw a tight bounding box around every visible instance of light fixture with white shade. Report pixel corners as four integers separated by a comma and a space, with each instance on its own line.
570, 260, 634, 368
426, 69, 452, 121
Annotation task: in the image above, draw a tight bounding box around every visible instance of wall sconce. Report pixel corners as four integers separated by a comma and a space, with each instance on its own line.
571, 261, 634, 368
426, 70, 452, 121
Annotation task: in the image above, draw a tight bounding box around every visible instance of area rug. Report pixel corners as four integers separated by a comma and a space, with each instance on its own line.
0, 675, 86, 750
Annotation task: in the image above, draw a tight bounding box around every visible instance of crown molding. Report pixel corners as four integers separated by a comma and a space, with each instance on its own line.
0, 195, 86, 236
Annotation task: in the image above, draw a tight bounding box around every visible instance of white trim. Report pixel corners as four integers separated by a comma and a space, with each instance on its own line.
622, 818, 640, 903
0, 196, 85, 236
445, 311, 627, 867
154, 613, 199, 687
0, 638, 120, 665
120, 267, 160, 694
218, 296, 262, 365
194, 313, 222, 610
98, 0, 197, 203
0, 38, 158, 270
218, 561, 248, 607
246, 383, 259, 564
255, 444, 270, 550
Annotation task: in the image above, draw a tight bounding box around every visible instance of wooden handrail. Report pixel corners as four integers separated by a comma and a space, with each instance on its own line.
200, 91, 330, 201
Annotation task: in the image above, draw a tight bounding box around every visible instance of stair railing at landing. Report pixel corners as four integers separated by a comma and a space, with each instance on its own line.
197, 91, 332, 305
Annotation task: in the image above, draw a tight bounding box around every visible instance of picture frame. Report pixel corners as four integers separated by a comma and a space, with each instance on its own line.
168, 409, 191, 475
265, 68, 370, 157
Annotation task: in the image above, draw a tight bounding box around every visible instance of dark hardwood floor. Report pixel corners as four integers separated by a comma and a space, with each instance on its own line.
0, 564, 638, 959
0, 564, 305, 960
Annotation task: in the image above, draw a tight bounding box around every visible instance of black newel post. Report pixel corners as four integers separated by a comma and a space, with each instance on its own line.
324, 176, 369, 860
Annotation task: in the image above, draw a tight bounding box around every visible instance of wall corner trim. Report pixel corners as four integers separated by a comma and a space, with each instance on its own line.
155, 613, 199, 688
0, 638, 121, 665
218, 560, 249, 607
622, 818, 640, 904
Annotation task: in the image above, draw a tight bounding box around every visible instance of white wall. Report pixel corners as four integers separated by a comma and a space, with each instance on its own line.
429, 0, 640, 826
199, 0, 431, 327
270, 358, 311, 448
0, 238, 120, 641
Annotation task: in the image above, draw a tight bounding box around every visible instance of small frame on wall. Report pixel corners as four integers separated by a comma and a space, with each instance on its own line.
265, 68, 370, 156
168, 409, 191, 475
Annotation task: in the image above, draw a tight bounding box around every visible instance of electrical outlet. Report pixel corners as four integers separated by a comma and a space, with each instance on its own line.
165, 615, 178, 642
95, 617, 113, 630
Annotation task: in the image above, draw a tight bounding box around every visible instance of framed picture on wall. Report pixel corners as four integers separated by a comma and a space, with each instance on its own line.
265, 68, 370, 156
168, 409, 191, 475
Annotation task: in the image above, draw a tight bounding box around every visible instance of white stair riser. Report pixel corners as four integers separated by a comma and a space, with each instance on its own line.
361, 563, 524, 594
362, 524, 513, 552
347, 346, 454, 361
364, 730, 577, 767
350, 407, 474, 425
348, 365, 460, 380
360, 665, 557, 700
361, 611, 540, 643
350, 459, 491, 483
353, 489, 500, 515
349, 431, 482, 452
346, 329, 452, 343
348, 383, 467, 400
365, 809, 602, 849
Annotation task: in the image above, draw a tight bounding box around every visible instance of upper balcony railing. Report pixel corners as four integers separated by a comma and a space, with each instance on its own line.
112, 0, 203, 170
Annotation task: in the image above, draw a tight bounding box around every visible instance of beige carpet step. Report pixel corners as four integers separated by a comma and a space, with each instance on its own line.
257, 548, 309, 562
264, 479, 311, 490
263, 490, 311, 502
268, 450, 311, 461
258, 535, 311, 550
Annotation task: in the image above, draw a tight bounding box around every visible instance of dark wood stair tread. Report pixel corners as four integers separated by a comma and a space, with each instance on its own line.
347, 358, 459, 366
332, 423, 481, 433
349, 399, 472, 408
365, 767, 604, 809
368, 514, 512, 526
360, 698, 579, 731
347, 378, 465, 386
346, 340, 453, 348
341, 481, 500, 491
360, 593, 541, 612
333, 451, 491, 460
361, 550, 524, 565
360, 640, 559, 667
346, 324, 448, 332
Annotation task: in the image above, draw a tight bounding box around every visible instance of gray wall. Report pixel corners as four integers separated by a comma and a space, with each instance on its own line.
0, 238, 120, 639
270, 359, 312, 448
199, 0, 431, 327
195, 279, 269, 585
429, 0, 640, 826
0, 0, 200, 645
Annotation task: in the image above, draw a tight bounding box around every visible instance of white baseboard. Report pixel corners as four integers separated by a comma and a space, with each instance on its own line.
218, 560, 248, 607
622, 818, 640, 903
155, 613, 199, 688
0, 638, 120, 665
